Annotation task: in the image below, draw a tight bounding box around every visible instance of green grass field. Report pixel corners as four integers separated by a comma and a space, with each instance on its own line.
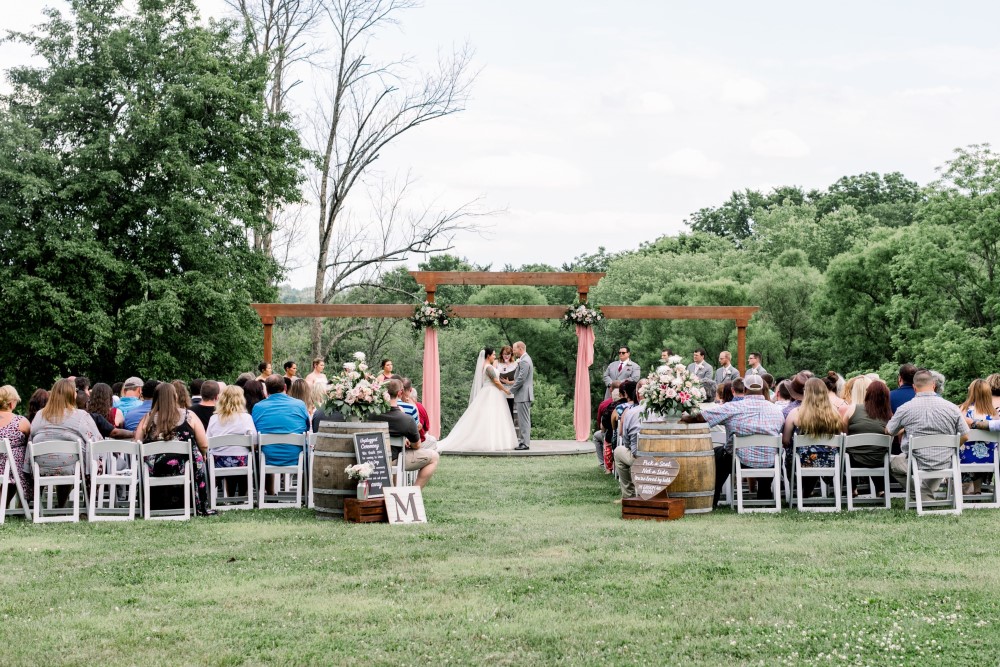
1, 454, 997, 666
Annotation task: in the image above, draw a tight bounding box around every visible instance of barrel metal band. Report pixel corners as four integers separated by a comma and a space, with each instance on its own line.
313, 489, 353, 496
637, 450, 714, 458
662, 490, 714, 498
314, 451, 356, 458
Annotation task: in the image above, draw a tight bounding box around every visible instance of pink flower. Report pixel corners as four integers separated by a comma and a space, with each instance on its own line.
166, 459, 179, 466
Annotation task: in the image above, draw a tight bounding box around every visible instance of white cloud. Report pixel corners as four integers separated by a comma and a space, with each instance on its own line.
750, 129, 810, 158
454, 152, 585, 189
901, 86, 963, 97
631, 91, 675, 114
649, 148, 724, 179
721, 77, 768, 106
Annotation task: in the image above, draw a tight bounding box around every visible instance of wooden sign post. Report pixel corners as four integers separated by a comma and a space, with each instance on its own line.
352, 432, 393, 497
384, 486, 427, 524
623, 456, 685, 521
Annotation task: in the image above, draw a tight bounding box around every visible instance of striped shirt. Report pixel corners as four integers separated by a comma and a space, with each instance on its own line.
701, 395, 785, 467
886, 391, 968, 469
397, 401, 420, 424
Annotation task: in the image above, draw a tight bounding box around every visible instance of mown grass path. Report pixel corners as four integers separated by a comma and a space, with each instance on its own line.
1, 456, 997, 666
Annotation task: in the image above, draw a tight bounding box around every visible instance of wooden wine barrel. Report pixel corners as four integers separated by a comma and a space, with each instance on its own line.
637, 420, 715, 514
312, 421, 390, 519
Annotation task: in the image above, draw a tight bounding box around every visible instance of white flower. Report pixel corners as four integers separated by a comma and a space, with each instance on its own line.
344, 362, 356, 372
358, 363, 368, 372
353, 351, 366, 361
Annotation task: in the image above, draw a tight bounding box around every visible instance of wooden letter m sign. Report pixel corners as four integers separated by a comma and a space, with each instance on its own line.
384, 486, 427, 524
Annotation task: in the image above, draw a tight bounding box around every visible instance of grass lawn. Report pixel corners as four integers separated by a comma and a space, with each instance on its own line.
1, 454, 998, 666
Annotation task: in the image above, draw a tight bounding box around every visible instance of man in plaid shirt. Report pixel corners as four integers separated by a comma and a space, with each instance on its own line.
682, 374, 785, 508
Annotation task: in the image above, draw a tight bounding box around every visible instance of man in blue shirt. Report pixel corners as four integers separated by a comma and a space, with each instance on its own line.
118, 376, 144, 415
252, 375, 310, 467
124, 380, 159, 430
890, 363, 917, 413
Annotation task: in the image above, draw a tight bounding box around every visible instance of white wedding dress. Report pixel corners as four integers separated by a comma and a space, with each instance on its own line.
437, 355, 518, 452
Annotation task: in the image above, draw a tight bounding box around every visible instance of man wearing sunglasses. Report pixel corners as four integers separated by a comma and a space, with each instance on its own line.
603, 345, 641, 400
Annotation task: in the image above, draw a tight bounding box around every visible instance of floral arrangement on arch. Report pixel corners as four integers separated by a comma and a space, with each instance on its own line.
325, 351, 391, 418
344, 462, 375, 481
411, 301, 453, 331
562, 301, 604, 328
637, 355, 709, 417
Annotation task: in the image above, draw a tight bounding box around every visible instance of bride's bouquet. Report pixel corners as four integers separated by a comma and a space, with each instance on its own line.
325, 352, 391, 419
637, 355, 708, 417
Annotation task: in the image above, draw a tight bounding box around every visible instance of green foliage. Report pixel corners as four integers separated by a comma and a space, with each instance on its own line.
0, 0, 303, 389
528, 373, 574, 440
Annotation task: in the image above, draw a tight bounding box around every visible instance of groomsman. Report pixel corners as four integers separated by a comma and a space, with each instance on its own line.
603, 345, 641, 399
714, 351, 740, 384
687, 348, 713, 384
745, 352, 767, 377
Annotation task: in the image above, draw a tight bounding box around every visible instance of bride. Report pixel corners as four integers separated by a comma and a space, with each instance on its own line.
437, 347, 518, 452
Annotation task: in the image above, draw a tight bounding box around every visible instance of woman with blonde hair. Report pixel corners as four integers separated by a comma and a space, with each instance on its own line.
0, 385, 32, 504
783, 377, 842, 498
959, 378, 997, 495
206, 385, 257, 496
29, 379, 101, 506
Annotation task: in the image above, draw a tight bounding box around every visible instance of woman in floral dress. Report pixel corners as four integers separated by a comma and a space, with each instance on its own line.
959, 379, 997, 496
135, 383, 214, 516
0, 385, 32, 504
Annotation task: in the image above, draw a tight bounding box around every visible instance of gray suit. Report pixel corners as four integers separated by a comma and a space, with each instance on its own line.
602, 359, 641, 399
715, 365, 739, 385
687, 361, 714, 384
510, 353, 534, 448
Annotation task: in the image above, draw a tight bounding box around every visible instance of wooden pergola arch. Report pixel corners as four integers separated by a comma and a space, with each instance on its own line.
252, 271, 759, 371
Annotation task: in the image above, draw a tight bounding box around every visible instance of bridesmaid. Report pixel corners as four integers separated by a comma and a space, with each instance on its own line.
376, 359, 394, 385
497, 345, 518, 420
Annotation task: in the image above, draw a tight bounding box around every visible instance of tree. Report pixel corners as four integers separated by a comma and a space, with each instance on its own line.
308, 0, 482, 358
749, 251, 823, 374
815, 171, 922, 227
0, 0, 303, 389
685, 186, 813, 243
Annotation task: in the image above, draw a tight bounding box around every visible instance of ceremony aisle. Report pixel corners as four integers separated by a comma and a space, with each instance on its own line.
0, 456, 996, 666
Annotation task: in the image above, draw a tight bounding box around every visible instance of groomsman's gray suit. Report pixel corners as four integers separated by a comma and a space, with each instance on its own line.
602, 359, 641, 399
510, 353, 534, 449
715, 364, 740, 385
687, 361, 714, 384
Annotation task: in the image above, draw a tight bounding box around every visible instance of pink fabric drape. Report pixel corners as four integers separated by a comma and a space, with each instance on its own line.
573, 324, 595, 442
422, 326, 441, 438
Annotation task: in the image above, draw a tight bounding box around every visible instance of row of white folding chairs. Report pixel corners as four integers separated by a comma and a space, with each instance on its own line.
730, 429, 999, 516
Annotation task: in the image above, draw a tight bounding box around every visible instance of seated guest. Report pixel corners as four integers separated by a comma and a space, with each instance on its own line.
118, 377, 144, 415
189, 378, 205, 405
594, 393, 615, 466
889, 363, 917, 412
773, 380, 792, 408
823, 372, 847, 411
783, 372, 811, 419
610, 381, 637, 450
29, 379, 101, 506
75, 376, 91, 410
123, 380, 159, 431
841, 378, 892, 495
783, 378, 841, 497
929, 370, 946, 396
402, 379, 437, 449
86, 383, 133, 440
397, 378, 420, 424
27, 389, 48, 424
206, 385, 257, 496
0, 385, 32, 505
135, 383, 213, 515
887, 369, 969, 500
959, 379, 997, 495
235, 372, 256, 388
612, 382, 643, 499
252, 375, 310, 474
681, 373, 785, 508
191, 381, 219, 430
243, 379, 267, 413
372, 379, 438, 489
716, 381, 733, 404
601, 388, 626, 472
310, 384, 341, 432
288, 379, 313, 414
172, 380, 193, 409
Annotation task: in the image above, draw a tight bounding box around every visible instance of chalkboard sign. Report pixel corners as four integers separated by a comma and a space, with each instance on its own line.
633, 457, 680, 500
353, 432, 393, 497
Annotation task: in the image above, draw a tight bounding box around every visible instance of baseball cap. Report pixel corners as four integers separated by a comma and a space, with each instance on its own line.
743, 373, 765, 390
123, 376, 143, 389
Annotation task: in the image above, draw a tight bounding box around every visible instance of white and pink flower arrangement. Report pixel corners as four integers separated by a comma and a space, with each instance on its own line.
637, 355, 708, 417
325, 351, 391, 418
562, 302, 604, 328
344, 462, 375, 480
411, 301, 453, 331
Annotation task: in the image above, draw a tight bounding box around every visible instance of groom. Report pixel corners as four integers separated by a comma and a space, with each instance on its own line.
510, 341, 534, 451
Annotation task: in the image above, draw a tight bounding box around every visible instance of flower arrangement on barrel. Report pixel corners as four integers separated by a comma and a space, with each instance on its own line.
411, 301, 453, 331
562, 301, 604, 328
637, 355, 709, 418
325, 352, 391, 419
345, 462, 376, 499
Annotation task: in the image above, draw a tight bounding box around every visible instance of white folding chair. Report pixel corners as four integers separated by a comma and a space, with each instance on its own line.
732, 435, 783, 513
1, 438, 31, 523
710, 427, 732, 507
206, 435, 255, 511
30, 440, 84, 523
88, 440, 140, 521
140, 440, 193, 521
960, 428, 1000, 509
258, 433, 306, 509
905, 434, 963, 516
390, 436, 417, 487
306, 431, 316, 509
842, 433, 892, 510
791, 434, 843, 512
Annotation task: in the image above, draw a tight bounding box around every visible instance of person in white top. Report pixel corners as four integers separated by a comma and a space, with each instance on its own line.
305, 357, 328, 392
205, 385, 258, 496
496, 344, 518, 421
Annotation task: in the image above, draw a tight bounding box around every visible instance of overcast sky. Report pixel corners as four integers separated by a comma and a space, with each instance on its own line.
4, 1, 1000, 287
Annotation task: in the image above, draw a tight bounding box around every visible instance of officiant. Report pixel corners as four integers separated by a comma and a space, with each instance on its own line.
603, 345, 641, 399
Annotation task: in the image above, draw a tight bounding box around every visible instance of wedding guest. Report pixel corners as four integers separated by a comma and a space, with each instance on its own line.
243, 379, 267, 413
610, 381, 637, 446
959, 379, 997, 495
253, 375, 310, 492
603, 345, 641, 399
75, 376, 90, 410
88, 383, 123, 427
783, 378, 841, 498
497, 345, 518, 419
687, 348, 713, 384
288, 379, 313, 416
824, 372, 849, 412
612, 382, 643, 500
29, 379, 101, 506
124, 380, 159, 431
890, 363, 918, 412
0, 385, 32, 504
772, 381, 792, 409
172, 380, 193, 409
717, 382, 734, 404
27, 389, 48, 424
118, 377, 144, 415
841, 379, 892, 495
191, 380, 220, 430
206, 385, 257, 497
396, 378, 420, 425
594, 393, 615, 466
135, 383, 213, 515
601, 389, 625, 472
235, 372, 255, 387
929, 370, 946, 396
189, 379, 205, 405
376, 359, 394, 385
372, 379, 438, 488
783, 372, 811, 419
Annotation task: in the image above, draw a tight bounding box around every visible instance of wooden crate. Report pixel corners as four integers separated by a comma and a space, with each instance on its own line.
622, 496, 685, 521
343, 497, 388, 523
